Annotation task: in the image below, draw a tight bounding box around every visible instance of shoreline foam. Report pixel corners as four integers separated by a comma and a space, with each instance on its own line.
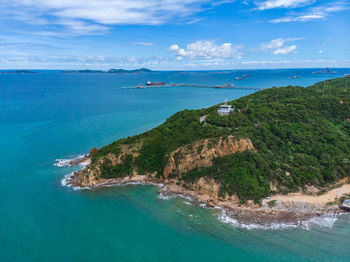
55, 156, 348, 230
60, 170, 346, 230
54, 155, 90, 167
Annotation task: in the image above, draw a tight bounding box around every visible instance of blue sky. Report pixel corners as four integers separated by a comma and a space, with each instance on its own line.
0, 0, 349, 69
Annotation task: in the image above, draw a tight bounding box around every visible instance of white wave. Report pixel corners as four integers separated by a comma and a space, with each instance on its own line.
218, 210, 299, 230
60, 172, 74, 187
60, 172, 90, 190
302, 214, 340, 230
54, 155, 88, 167
157, 192, 176, 200
54, 159, 73, 167
218, 209, 343, 231
157, 191, 196, 203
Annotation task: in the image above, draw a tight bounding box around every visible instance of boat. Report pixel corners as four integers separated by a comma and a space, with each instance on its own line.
312, 68, 338, 74
146, 81, 166, 86
242, 75, 251, 77
289, 76, 301, 79
235, 77, 243, 81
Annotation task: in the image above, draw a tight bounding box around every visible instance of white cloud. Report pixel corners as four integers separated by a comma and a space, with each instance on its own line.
3, 0, 231, 35
270, 1, 349, 23
169, 44, 180, 51
133, 42, 154, 46
318, 50, 323, 54
240, 59, 338, 66
169, 40, 243, 60
273, 45, 296, 54
261, 38, 301, 55
255, 0, 314, 10
270, 14, 324, 23
261, 38, 285, 50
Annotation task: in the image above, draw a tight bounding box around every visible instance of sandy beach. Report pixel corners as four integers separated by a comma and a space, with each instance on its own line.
267, 184, 350, 206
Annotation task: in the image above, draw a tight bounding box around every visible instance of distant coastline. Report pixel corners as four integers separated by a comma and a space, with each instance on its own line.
0, 70, 37, 74
61, 68, 152, 74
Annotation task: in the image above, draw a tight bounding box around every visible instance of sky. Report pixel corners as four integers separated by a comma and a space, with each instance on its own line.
0, 0, 349, 70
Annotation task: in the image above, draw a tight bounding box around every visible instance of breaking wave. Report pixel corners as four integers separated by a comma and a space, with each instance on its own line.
54, 155, 88, 167
60, 172, 90, 190
218, 209, 343, 231
302, 214, 340, 230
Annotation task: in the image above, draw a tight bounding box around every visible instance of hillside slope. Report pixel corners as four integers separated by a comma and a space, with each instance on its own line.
72, 76, 350, 202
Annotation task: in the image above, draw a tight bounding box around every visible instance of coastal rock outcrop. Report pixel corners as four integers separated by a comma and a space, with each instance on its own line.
72, 136, 254, 188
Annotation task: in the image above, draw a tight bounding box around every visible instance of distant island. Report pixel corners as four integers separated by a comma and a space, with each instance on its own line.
65, 76, 350, 225
61, 68, 152, 74
0, 70, 37, 74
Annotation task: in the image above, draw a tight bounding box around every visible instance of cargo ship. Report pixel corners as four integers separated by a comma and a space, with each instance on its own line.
146, 81, 166, 86
312, 67, 338, 74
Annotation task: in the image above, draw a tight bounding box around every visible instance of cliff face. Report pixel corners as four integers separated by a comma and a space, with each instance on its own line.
72, 136, 255, 188
163, 136, 255, 178
72, 149, 140, 187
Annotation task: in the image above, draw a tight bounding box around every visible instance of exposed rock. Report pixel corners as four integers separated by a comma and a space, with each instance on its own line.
199, 115, 207, 123
188, 177, 221, 200
304, 184, 320, 195
74, 136, 255, 187
71, 163, 102, 187
269, 182, 278, 191
163, 136, 255, 178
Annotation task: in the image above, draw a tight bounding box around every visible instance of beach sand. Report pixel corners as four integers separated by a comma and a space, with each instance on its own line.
267, 184, 350, 206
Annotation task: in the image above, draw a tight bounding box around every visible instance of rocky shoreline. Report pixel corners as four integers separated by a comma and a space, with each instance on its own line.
66, 167, 346, 228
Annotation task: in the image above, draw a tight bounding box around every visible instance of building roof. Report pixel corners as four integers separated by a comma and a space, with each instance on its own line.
342, 199, 350, 208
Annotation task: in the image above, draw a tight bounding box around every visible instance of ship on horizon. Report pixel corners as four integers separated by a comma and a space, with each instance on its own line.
312, 67, 338, 74
146, 81, 166, 86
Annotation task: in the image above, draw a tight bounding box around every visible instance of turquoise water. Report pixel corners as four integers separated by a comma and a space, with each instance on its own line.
1, 69, 350, 261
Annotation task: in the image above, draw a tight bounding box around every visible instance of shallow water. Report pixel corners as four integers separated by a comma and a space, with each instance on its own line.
1, 69, 350, 261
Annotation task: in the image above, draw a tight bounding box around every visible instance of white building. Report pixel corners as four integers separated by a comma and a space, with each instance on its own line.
340, 199, 350, 211
218, 99, 233, 115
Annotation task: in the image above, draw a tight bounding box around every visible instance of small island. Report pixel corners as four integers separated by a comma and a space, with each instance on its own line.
0, 70, 37, 74
61, 68, 152, 74
66, 76, 350, 226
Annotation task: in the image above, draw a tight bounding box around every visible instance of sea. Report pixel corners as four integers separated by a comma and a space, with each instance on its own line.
1, 68, 350, 262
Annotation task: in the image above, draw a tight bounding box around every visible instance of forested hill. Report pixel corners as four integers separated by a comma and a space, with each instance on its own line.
86, 76, 350, 202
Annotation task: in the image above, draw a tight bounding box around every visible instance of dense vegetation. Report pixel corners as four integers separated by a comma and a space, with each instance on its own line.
92, 76, 350, 201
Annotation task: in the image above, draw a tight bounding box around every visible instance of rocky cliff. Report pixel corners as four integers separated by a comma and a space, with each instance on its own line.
71, 136, 255, 189
163, 136, 254, 178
